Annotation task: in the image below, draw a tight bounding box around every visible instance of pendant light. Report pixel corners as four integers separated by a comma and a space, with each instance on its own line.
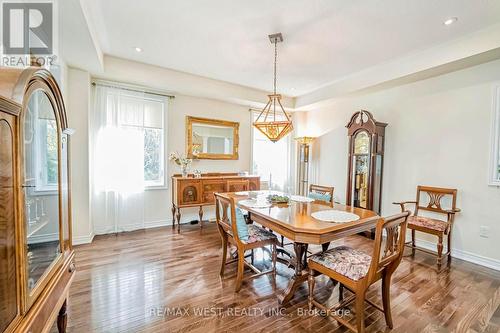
253, 33, 293, 142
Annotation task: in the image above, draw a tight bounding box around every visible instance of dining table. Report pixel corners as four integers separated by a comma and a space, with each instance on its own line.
223, 191, 380, 305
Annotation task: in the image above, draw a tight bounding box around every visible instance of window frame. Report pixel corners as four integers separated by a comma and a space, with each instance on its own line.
119, 93, 168, 190
489, 83, 500, 186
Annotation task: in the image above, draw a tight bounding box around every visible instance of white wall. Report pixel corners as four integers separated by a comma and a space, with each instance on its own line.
304, 59, 500, 268
67, 68, 93, 245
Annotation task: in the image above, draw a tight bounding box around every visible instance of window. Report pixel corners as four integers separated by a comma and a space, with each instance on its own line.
27, 90, 59, 192
251, 110, 292, 191
490, 84, 500, 186
113, 93, 167, 188
39, 117, 58, 187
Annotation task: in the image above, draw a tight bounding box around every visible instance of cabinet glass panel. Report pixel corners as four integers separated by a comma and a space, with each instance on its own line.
0, 119, 18, 331
352, 131, 370, 209
60, 133, 70, 249
23, 90, 61, 292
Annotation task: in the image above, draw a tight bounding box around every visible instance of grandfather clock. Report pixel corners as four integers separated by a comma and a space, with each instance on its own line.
346, 110, 387, 218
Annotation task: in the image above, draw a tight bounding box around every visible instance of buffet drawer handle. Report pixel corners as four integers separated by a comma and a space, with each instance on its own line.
69, 263, 76, 273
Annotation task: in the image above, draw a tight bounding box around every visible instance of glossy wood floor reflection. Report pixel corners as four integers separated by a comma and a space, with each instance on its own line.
51, 223, 500, 333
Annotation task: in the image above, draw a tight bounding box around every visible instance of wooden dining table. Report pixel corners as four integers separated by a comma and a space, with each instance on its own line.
223, 191, 380, 305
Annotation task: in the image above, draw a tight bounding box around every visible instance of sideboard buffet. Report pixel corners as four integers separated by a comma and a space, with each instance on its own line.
171, 173, 260, 233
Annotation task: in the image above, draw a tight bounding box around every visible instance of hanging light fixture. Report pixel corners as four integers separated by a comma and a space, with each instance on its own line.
253, 33, 293, 142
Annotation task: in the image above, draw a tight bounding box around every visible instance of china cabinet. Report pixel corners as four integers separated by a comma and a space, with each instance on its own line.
346, 110, 387, 218
0, 67, 75, 333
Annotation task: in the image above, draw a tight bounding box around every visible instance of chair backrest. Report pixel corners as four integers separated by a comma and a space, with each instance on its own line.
309, 184, 334, 205
368, 212, 409, 281
214, 193, 241, 243
415, 186, 457, 220
227, 179, 249, 192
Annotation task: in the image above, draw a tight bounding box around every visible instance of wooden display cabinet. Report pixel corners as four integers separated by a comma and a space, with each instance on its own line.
0, 67, 75, 333
171, 173, 260, 233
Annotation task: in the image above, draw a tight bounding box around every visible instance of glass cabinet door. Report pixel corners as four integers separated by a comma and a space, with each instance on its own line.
351, 131, 370, 209
23, 90, 61, 293
0, 118, 18, 331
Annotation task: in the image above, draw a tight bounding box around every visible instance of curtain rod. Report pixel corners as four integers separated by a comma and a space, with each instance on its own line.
91, 81, 175, 99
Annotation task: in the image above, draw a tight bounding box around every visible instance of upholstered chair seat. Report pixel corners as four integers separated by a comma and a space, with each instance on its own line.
228, 224, 278, 244
407, 216, 448, 233
309, 246, 372, 281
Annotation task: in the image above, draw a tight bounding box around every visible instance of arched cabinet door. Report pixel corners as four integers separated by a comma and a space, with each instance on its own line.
0, 115, 20, 332
22, 89, 63, 306
0, 66, 74, 333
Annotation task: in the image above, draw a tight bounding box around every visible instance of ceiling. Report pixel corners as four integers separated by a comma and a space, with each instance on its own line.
81, 0, 500, 97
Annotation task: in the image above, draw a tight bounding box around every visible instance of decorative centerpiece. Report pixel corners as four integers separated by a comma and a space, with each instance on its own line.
267, 194, 290, 204
169, 152, 192, 177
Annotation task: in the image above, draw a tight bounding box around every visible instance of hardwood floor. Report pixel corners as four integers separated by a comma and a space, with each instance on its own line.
51, 223, 500, 333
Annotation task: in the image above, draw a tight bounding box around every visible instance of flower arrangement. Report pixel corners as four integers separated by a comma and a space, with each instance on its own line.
169, 152, 192, 177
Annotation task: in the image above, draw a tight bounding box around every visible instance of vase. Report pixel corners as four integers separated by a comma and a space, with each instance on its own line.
181, 165, 188, 177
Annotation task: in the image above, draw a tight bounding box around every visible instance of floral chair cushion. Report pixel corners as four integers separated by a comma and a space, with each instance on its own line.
309, 246, 372, 281
243, 225, 278, 244
227, 224, 277, 244
408, 216, 448, 233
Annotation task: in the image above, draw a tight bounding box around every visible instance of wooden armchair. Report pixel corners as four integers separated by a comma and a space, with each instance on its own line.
308, 212, 409, 333
215, 193, 278, 292
393, 185, 460, 268
308, 184, 334, 206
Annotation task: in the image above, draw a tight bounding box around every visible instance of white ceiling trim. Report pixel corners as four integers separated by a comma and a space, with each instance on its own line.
94, 56, 295, 110
78, 0, 104, 70
60, 0, 103, 73
295, 23, 500, 110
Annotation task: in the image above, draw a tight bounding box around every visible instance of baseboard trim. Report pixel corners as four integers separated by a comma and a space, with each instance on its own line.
144, 219, 170, 229
29, 233, 59, 244
73, 232, 95, 245
92, 220, 174, 237
414, 238, 500, 271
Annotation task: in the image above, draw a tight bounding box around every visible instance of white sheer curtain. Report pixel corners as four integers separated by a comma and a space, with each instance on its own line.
251, 110, 294, 192
90, 85, 147, 234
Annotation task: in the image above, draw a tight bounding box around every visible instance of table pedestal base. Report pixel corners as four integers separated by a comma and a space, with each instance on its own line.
278, 271, 309, 304
278, 241, 330, 305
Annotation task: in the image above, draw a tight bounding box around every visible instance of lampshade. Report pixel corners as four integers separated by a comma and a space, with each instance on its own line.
253, 94, 294, 142
295, 136, 315, 145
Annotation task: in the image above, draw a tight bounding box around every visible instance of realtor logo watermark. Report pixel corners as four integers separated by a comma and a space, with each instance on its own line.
147, 306, 351, 319
1, 0, 57, 67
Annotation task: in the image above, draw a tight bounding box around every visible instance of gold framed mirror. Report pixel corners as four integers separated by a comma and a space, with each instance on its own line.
186, 116, 239, 160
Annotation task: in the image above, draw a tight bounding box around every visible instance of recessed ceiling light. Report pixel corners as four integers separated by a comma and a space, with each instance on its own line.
443, 17, 458, 26
134, 47, 143, 52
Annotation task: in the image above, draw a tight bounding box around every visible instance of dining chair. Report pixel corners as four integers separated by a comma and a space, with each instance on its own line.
393, 185, 460, 268
215, 193, 278, 292
307, 212, 410, 333
278, 184, 336, 258
308, 184, 334, 206
227, 179, 249, 192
